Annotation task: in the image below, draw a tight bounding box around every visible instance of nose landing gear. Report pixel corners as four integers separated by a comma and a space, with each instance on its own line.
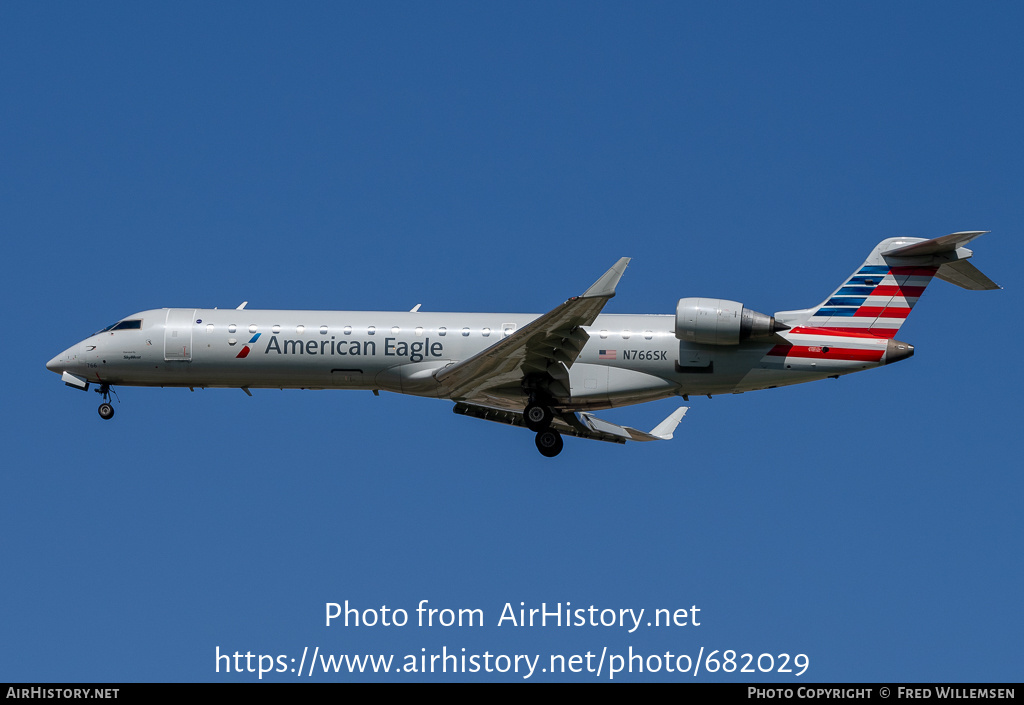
95, 384, 118, 420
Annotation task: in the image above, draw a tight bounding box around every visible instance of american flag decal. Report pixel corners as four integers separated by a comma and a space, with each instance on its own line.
599, 350, 617, 360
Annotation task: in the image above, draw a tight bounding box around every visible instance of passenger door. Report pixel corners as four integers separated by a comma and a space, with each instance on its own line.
164, 309, 195, 361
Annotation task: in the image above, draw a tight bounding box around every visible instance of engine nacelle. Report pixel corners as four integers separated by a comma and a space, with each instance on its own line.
675, 297, 784, 345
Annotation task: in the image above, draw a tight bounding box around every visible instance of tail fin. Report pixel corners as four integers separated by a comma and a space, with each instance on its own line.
776, 231, 999, 338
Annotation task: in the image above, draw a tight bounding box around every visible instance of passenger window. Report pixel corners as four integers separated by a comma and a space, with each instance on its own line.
272, 325, 281, 334
600, 330, 608, 339
320, 325, 328, 335
368, 326, 376, 335
644, 330, 653, 340
206, 324, 214, 333
249, 325, 257, 333
438, 327, 447, 336
391, 326, 401, 335
415, 327, 424, 336
343, 326, 352, 335
482, 327, 491, 337
296, 325, 305, 335
622, 330, 631, 339
461, 328, 470, 337
228, 325, 237, 334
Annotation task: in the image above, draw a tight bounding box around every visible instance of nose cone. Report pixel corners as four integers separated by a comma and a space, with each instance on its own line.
47, 344, 80, 374
46, 353, 63, 373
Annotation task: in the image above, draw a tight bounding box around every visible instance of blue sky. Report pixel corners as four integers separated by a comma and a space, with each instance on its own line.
3, 2, 1021, 682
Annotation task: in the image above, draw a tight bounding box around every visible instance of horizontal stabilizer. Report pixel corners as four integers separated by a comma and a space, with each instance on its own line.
936, 259, 1001, 290
882, 230, 988, 257
881, 230, 1000, 290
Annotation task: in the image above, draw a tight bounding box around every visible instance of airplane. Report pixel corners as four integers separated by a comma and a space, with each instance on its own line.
46, 231, 999, 457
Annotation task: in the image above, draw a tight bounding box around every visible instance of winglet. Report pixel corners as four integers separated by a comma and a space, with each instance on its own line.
582, 257, 630, 298
649, 406, 688, 440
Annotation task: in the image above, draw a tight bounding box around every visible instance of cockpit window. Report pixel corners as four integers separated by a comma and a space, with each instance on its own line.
96, 319, 142, 335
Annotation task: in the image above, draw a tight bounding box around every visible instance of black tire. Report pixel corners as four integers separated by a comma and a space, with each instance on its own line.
524, 403, 553, 432
98, 403, 115, 420
535, 429, 563, 457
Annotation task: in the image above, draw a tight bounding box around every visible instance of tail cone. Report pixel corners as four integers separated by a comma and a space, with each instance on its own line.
886, 339, 914, 364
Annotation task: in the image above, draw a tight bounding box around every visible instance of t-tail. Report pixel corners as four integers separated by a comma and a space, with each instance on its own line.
776, 231, 1000, 340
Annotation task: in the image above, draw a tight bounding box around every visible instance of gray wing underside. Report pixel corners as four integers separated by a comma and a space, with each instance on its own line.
434, 258, 630, 401
453, 402, 688, 444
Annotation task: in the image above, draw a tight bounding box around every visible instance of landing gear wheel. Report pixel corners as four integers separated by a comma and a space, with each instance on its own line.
94, 383, 118, 419
535, 429, 563, 457
524, 403, 553, 432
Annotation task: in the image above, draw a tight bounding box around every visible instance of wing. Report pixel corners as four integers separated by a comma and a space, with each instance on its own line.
434, 258, 630, 402
453, 402, 688, 444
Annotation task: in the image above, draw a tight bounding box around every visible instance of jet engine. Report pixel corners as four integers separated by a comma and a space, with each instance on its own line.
675, 297, 787, 345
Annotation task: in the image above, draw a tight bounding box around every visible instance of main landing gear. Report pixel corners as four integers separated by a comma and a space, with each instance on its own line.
96, 384, 118, 420
524, 402, 554, 432
525, 401, 562, 457
534, 428, 563, 458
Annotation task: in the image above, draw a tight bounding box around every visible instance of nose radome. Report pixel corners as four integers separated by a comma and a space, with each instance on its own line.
46, 354, 63, 373
47, 344, 79, 373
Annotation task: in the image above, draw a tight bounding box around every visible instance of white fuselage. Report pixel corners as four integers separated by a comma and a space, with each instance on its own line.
47, 307, 897, 412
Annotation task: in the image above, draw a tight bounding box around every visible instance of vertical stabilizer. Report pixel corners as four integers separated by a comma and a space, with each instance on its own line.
775, 231, 996, 338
